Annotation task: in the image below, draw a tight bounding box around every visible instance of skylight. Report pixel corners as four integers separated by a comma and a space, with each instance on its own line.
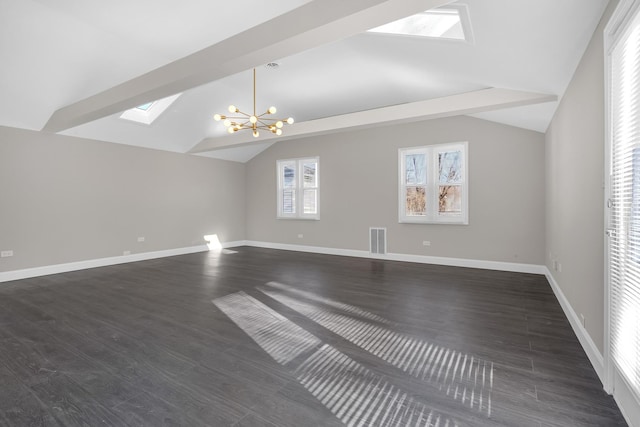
368, 5, 471, 41
120, 94, 181, 125
136, 102, 155, 111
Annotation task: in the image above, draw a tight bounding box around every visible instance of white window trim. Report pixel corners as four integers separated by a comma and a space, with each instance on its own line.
398, 142, 468, 225
277, 157, 320, 220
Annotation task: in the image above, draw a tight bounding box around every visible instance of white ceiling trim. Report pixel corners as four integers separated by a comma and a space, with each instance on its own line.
189, 87, 557, 156
42, 0, 454, 134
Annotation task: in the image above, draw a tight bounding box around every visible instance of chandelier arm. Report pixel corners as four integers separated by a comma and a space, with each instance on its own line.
256, 121, 279, 130
257, 117, 291, 123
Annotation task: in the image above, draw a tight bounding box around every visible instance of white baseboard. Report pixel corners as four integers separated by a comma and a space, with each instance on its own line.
0, 240, 546, 284
544, 268, 605, 384
243, 240, 546, 274
221, 240, 246, 249
0, 245, 209, 283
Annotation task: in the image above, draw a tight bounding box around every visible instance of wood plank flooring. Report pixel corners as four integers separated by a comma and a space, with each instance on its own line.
0, 247, 627, 426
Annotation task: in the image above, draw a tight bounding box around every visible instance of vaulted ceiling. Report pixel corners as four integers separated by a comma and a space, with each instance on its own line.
0, 0, 609, 162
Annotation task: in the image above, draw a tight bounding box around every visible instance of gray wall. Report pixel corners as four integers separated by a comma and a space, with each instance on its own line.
246, 115, 545, 265
545, 1, 616, 354
0, 126, 245, 272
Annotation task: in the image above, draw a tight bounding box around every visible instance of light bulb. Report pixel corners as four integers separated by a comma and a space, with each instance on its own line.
287, 117, 294, 124
228, 105, 237, 113
223, 119, 231, 127
249, 115, 257, 124
227, 127, 234, 134
276, 129, 282, 136
213, 114, 222, 121
268, 106, 277, 114
253, 130, 259, 138
276, 121, 283, 128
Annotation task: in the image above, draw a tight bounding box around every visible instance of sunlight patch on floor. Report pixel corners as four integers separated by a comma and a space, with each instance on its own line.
213, 291, 460, 427
259, 281, 493, 416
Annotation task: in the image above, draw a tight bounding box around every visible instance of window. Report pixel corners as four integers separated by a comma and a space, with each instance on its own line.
398, 142, 468, 224
119, 93, 181, 125
367, 5, 473, 43
135, 102, 155, 111
277, 157, 319, 220
607, 1, 640, 404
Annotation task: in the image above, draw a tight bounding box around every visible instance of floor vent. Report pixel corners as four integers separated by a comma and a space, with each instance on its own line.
369, 227, 387, 255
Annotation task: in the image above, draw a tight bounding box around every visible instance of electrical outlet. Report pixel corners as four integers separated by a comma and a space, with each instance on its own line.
137, 237, 145, 242
580, 314, 586, 328
0, 250, 13, 258
557, 262, 562, 273
123, 250, 131, 256
297, 234, 303, 239
422, 241, 431, 246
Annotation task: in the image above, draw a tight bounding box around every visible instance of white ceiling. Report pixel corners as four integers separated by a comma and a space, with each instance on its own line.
0, 0, 609, 162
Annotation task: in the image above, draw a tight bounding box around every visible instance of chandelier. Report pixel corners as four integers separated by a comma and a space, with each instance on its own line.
214, 68, 294, 138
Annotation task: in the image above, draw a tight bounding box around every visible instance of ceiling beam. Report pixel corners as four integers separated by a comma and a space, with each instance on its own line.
42, 0, 453, 133
189, 88, 557, 153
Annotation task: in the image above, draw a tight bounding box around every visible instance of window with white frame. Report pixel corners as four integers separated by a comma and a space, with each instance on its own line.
277, 157, 319, 219
607, 0, 640, 406
398, 142, 468, 224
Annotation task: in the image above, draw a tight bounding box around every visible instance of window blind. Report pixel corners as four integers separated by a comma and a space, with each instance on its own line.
610, 9, 640, 400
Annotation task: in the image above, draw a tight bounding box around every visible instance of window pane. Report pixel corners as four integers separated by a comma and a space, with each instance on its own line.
368, 8, 465, 41
439, 151, 462, 184
439, 185, 462, 213
303, 189, 317, 214
283, 166, 296, 188
405, 187, 426, 215
136, 102, 155, 111
282, 190, 296, 214
405, 154, 427, 185
303, 162, 317, 187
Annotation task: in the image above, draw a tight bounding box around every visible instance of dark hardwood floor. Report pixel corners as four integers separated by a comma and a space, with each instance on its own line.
0, 247, 627, 426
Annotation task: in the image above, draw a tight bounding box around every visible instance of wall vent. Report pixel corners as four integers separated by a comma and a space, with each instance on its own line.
369, 227, 387, 255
